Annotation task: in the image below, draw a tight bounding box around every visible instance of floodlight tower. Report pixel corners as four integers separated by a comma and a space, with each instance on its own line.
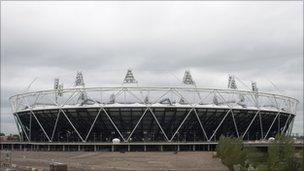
123, 69, 138, 84
228, 75, 237, 89
181, 70, 196, 104
251, 82, 258, 92
54, 78, 63, 103
54, 78, 59, 90
228, 75, 245, 103
251, 81, 259, 107
75, 71, 85, 87
122, 69, 139, 103
54, 78, 59, 103
75, 71, 87, 104
182, 70, 195, 85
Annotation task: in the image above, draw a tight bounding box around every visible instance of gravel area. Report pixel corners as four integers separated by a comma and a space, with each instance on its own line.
1, 150, 228, 171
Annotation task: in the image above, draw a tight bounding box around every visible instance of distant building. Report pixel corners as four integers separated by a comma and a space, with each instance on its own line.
0, 135, 19, 142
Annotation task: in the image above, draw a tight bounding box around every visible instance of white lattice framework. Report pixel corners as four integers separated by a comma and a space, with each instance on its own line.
10, 86, 298, 143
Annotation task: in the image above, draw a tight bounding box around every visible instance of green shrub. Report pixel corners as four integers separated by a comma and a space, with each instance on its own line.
216, 136, 247, 170
267, 133, 301, 171
216, 134, 302, 171
245, 148, 267, 168
255, 164, 268, 171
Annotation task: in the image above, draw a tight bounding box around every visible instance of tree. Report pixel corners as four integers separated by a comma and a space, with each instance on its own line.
0, 132, 5, 136
216, 136, 247, 170
267, 133, 301, 171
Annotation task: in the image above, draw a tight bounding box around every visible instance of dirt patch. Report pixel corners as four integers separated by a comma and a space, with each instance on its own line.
2, 151, 228, 170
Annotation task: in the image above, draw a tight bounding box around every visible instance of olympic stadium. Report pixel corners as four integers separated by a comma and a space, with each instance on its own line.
9, 70, 298, 144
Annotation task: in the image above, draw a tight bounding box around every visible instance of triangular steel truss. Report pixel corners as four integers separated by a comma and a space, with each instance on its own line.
14, 87, 295, 143
16, 106, 293, 143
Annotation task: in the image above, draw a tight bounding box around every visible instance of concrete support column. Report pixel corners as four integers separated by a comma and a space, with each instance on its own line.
19, 144, 22, 151
177, 145, 180, 152
94, 145, 96, 152
11, 144, 14, 151
128, 145, 130, 152
78, 145, 80, 151
63, 145, 65, 151
160, 145, 163, 152
144, 145, 146, 152
207, 145, 210, 151
111, 145, 114, 152
193, 145, 195, 151
47, 145, 50, 151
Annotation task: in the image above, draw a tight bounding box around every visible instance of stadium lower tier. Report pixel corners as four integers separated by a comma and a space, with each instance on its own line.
15, 107, 294, 142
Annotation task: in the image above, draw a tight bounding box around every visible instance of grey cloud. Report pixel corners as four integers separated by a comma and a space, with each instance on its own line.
1, 1, 303, 134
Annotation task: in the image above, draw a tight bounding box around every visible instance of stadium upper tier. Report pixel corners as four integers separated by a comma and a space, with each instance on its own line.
10, 71, 298, 115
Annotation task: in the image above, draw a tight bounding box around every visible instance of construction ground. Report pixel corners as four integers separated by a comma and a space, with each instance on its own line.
0, 151, 229, 171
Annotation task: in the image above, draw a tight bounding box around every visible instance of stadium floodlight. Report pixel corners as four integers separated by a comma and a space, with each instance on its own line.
183, 70, 195, 85
228, 75, 237, 89
123, 69, 138, 84
58, 83, 63, 97
75, 71, 85, 87
54, 78, 59, 90
252, 82, 258, 92
54, 78, 63, 102
74, 71, 87, 103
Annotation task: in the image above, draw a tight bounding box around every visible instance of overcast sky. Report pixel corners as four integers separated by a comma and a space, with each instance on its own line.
1, 1, 303, 135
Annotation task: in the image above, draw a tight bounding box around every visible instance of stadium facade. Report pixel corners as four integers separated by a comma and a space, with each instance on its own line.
10, 70, 298, 143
